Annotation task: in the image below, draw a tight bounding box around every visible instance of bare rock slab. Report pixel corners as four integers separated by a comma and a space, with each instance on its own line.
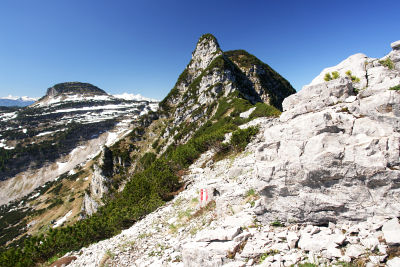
382, 218, 400, 246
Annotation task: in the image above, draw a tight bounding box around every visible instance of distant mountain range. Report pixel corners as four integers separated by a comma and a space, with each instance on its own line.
0, 92, 157, 107
0, 95, 38, 107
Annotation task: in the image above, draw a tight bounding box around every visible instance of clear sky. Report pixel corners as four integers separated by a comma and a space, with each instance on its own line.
0, 0, 399, 99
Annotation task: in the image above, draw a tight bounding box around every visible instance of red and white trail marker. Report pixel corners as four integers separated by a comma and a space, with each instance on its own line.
200, 188, 208, 203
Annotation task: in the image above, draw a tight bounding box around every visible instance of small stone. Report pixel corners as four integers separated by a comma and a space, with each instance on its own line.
273, 254, 282, 262
282, 252, 301, 264
339, 255, 352, 263
378, 244, 387, 254
345, 96, 357, 103
276, 230, 287, 240
332, 234, 346, 246
369, 255, 386, 264
325, 246, 342, 258
270, 242, 289, 252
196, 227, 241, 242
348, 225, 359, 234
360, 237, 379, 250
387, 257, 400, 267
382, 218, 400, 245
286, 231, 299, 249
345, 244, 365, 258
310, 226, 320, 235
346, 236, 360, 244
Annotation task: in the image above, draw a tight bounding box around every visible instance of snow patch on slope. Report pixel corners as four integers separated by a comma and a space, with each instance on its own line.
53, 210, 73, 228
113, 93, 159, 102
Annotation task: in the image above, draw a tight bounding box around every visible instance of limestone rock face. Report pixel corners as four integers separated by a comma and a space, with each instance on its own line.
255, 71, 400, 224
281, 77, 355, 121
81, 153, 110, 217
187, 34, 223, 79
248, 42, 399, 224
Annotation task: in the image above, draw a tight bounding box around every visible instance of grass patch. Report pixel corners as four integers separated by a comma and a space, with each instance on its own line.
379, 58, 394, 70
389, 85, 400, 91
190, 200, 216, 219
214, 126, 259, 161
258, 249, 280, 263
249, 102, 281, 119
270, 220, 284, 227
297, 263, 319, 267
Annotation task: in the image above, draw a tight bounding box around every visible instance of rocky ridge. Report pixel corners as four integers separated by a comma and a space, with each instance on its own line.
62, 40, 400, 266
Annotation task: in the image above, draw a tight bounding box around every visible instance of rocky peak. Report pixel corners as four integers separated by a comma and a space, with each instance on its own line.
158, 35, 295, 150
391, 40, 400, 51
46, 82, 108, 97
187, 34, 223, 77
160, 34, 294, 115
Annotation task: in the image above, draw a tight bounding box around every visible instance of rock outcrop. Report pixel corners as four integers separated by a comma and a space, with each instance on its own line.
81, 164, 109, 217
254, 40, 400, 224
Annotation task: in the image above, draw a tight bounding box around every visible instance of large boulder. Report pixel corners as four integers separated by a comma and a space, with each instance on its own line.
254, 47, 400, 224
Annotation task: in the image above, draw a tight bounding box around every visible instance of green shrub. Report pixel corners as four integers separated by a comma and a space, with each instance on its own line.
331, 71, 340, 79
137, 152, 156, 171
230, 126, 259, 152
389, 85, 400, 91
270, 220, 284, 227
249, 102, 281, 119
151, 139, 159, 150
345, 70, 360, 83
379, 58, 394, 70
245, 189, 256, 197
324, 71, 341, 82
324, 73, 332, 81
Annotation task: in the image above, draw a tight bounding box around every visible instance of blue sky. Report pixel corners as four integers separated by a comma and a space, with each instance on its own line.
0, 0, 399, 99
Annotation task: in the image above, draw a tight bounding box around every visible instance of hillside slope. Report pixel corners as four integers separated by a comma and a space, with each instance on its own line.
0, 82, 158, 248
0, 34, 295, 266
0, 82, 157, 199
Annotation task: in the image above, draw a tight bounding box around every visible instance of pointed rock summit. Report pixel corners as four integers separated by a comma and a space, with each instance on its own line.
187, 34, 223, 77
160, 33, 295, 113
